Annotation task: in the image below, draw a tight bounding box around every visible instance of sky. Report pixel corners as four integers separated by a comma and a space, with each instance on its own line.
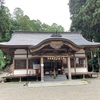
5, 0, 71, 31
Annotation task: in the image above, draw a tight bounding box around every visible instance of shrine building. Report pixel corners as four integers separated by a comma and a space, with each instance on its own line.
0, 31, 100, 81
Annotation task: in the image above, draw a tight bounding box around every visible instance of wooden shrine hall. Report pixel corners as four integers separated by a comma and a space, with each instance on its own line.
0, 31, 100, 81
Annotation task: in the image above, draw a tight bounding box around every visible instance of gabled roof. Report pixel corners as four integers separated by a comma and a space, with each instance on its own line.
0, 31, 100, 48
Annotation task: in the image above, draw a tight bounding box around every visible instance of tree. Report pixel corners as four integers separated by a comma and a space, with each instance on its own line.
30, 20, 64, 32
0, 1, 12, 69
18, 15, 32, 31
11, 7, 65, 32
30, 19, 43, 32
69, 0, 100, 42
49, 23, 64, 32
11, 7, 24, 30
13, 7, 24, 20
69, 0, 87, 17
41, 23, 50, 32
12, 8, 33, 31
0, 2, 11, 41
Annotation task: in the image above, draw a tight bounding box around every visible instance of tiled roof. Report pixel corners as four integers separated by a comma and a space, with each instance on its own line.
0, 31, 100, 47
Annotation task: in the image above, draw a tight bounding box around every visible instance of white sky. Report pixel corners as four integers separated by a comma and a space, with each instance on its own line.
5, 0, 71, 31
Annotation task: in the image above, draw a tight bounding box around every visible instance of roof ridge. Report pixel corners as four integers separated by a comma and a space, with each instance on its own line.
12, 30, 80, 34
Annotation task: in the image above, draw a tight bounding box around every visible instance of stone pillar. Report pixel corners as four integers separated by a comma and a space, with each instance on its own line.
68, 55, 72, 80
41, 57, 44, 82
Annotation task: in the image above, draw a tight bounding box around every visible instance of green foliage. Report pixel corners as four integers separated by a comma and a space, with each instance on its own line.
0, 5, 11, 41
0, 2, 12, 69
49, 23, 64, 32
0, 50, 5, 69
69, 0, 87, 16
88, 57, 99, 72
88, 49, 100, 72
41, 23, 50, 32
0, 50, 12, 70
13, 7, 24, 20
18, 15, 33, 31
69, 0, 100, 42
30, 19, 43, 32
4, 53, 11, 65
11, 7, 65, 32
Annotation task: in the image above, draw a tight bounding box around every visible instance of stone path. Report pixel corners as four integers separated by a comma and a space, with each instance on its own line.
0, 78, 100, 100
28, 80, 88, 87
28, 75, 88, 87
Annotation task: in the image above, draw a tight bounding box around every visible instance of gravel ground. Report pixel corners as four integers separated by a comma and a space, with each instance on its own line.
0, 78, 100, 100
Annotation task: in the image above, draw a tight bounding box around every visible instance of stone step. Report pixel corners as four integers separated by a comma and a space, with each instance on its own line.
44, 75, 67, 81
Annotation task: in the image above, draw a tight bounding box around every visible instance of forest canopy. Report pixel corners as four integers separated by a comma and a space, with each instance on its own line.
69, 0, 100, 42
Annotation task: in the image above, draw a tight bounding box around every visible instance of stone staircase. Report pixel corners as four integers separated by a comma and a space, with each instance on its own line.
44, 74, 67, 81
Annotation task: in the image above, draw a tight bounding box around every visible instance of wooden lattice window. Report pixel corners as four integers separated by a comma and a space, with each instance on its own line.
15, 59, 26, 69
76, 58, 85, 67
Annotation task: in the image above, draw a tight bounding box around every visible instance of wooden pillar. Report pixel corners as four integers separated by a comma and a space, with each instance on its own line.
73, 54, 76, 73
85, 55, 88, 71
26, 49, 28, 75
12, 56, 15, 75
74, 60, 76, 73
68, 55, 72, 80
41, 57, 44, 82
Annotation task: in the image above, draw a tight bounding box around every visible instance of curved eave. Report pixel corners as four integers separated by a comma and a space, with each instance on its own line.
0, 38, 100, 50
29, 38, 83, 53
82, 44, 100, 48
29, 38, 82, 49
81, 44, 100, 52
